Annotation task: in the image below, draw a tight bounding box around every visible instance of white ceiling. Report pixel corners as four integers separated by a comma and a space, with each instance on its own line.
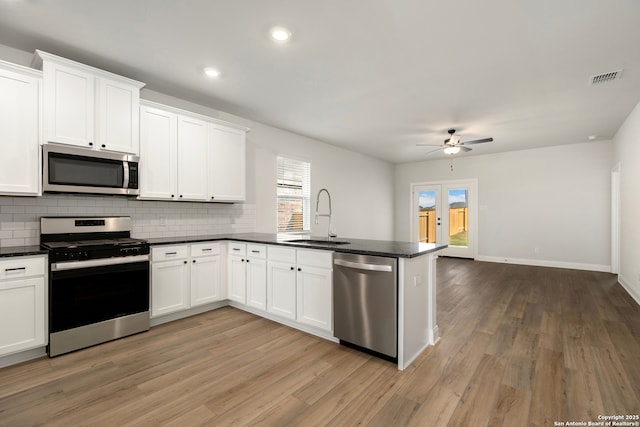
1, 0, 639, 164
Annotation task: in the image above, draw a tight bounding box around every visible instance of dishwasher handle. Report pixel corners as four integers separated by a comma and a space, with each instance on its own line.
334, 258, 393, 272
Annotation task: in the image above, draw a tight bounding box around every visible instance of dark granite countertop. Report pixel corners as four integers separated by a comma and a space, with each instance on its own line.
0, 246, 48, 258
147, 233, 447, 258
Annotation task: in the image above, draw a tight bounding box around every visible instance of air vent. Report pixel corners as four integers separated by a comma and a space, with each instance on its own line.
590, 69, 622, 85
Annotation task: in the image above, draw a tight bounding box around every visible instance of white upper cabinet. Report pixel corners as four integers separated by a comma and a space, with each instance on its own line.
177, 115, 208, 201
33, 50, 144, 155
0, 61, 41, 196
208, 124, 246, 202
138, 100, 249, 203
139, 104, 177, 200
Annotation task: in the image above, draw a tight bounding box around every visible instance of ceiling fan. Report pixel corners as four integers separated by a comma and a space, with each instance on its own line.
417, 129, 493, 155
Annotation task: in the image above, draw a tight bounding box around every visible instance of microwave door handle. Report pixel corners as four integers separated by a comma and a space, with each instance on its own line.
123, 161, 130, 188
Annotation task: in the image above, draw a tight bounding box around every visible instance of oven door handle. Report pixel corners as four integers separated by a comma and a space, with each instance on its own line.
51, 255, 149, 271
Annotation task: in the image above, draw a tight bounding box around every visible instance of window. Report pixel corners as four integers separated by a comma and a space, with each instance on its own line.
277, 156, 311, 233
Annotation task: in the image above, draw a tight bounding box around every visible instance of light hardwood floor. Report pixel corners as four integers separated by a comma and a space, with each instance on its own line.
1, 258, 639, 426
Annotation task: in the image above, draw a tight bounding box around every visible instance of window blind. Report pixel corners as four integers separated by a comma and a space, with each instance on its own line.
277, 156, 311, 232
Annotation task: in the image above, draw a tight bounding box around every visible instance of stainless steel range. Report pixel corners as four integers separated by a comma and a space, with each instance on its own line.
40, 216, 150, 357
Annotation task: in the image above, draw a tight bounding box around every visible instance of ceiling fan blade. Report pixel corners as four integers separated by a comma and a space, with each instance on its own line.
460, 146, 472, 152
416, 143, 446, 147
461, 137, 493, 145
424, 147, 445, 155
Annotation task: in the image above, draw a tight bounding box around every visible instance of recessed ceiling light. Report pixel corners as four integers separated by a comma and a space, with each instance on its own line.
270, 26, 291, 42
204, 67, 220, 78
588, 135, 597, 140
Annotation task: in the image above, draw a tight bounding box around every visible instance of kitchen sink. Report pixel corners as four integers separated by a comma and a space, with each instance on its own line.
286, 239, 351, 245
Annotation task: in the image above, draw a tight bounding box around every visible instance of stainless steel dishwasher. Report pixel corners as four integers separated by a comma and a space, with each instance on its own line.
333, 252, 397, 358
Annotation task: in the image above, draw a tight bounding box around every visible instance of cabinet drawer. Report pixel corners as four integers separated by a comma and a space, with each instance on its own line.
268, 246, 296, 263
247, 244, 266, 259
0, 256, 46, 280
297, 249, 333, 269
151, 245, 188, 262
228, 242, 246, 256
191, 242, 220, 257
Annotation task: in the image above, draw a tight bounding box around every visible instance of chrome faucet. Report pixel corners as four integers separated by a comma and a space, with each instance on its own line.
315, 188, 336, 239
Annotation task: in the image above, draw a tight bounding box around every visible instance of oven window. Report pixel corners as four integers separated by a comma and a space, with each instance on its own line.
50, 262, 149, 333
49, 152, 124, 188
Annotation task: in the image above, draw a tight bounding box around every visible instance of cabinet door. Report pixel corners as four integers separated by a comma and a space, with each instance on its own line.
151, 259, 189, 317
0, 65, 40, 196
267, 260, 297, 320
228, 254, 246, 304
96, 77, 140, 154
208, 124, 246, 202
0, 277, 46, 356
297, 266, 332, 331
43, 61, 95, 148
246, 258, 267, 310
139, 105, 177, 200
177, 115, 208, 201
191, 255, 221, 307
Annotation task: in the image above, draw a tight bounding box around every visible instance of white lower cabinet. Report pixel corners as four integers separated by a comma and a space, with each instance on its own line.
190, 242, 222, 307
228, 243, 267, 309
151, 245, 189, 317
267, 247, 297, 320
151, 242, 222, 318
267, 246, 333, 332
246, 245, 267, 310
0, 255, 47, 357
228, 243, 247, 304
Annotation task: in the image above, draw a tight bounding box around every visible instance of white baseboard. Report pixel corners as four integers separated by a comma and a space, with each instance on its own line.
618, 274, 640, 307
475, 255, 611, 273
0, 347, 47, 369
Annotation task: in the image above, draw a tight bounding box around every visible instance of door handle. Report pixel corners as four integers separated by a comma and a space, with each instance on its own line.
334, 259, 393, 272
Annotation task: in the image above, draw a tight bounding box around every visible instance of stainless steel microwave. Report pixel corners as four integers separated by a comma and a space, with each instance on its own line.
43, 144, 139, 196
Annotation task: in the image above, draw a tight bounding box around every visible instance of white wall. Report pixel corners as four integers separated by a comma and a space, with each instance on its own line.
141, 90, 395, 240
395, 141, 612, 271
612, 100, 640, 303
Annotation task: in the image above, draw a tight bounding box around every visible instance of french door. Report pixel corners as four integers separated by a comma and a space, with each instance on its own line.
411, 180, 477, 259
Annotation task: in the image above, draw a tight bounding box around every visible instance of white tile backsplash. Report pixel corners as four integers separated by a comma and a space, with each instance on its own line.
0, 195, 257, 247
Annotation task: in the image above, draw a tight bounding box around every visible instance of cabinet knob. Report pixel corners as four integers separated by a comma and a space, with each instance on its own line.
211, 196, 215, 200
171, 194, 175, 198
192, 260, 196, 263
101, 144, 106, 148
241, 259, 245, 262
246, 259, 250, 263
183, 261, 187, 264
298, 268, 301, 272
88, 142, 93, 146
290, 266, 294, 270
179, 195, 183, 198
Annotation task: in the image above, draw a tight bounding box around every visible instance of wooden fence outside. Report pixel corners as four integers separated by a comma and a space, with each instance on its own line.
418, 208, 468, 243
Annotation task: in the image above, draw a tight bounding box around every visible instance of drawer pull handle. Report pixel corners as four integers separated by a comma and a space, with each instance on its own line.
165, 252, 177, 256
202, 248, 212, 252
232, 248, 241, 251
251, 250, 260, 254
5, 267, 26, 272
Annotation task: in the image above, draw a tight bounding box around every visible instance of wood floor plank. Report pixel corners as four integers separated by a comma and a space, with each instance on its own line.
487, 384, 531, 427
446, 353, 507, 427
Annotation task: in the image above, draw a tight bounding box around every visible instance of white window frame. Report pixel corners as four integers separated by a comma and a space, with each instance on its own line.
277, 156, 311, 233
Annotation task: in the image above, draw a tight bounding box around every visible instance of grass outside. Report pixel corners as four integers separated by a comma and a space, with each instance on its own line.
449, 230, 468, 247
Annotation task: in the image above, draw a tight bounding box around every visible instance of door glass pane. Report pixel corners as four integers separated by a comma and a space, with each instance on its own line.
448, 189, 468, 247
418, 190, 436, 243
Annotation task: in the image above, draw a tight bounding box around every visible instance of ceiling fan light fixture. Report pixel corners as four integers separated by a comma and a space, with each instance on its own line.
448, 135, 460, 145
444, 146, 461, 155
